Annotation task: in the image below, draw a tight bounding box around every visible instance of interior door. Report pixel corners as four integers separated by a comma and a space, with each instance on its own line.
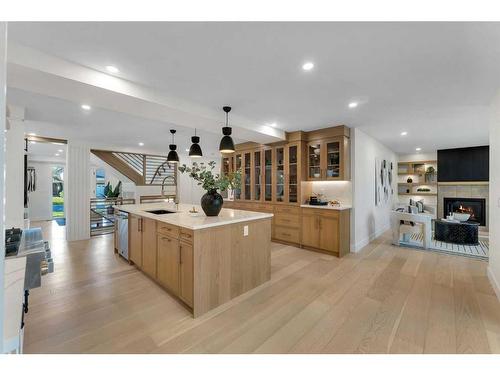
157, 235, 180, 294
301, 213, 320, 248
129, 215, 142, 267
319, 215, 339, 253
179, 241, 194, 307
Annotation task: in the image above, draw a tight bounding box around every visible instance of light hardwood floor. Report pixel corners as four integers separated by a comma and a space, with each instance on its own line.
24, 220, 500, 354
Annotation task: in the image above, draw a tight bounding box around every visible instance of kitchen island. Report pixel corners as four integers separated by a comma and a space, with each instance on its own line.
114, 203, 273, 318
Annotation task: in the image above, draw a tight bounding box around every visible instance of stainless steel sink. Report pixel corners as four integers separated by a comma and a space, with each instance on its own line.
146, 209, 176, 215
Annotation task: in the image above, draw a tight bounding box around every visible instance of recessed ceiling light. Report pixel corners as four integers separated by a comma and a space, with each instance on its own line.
28, 132, 36, 136
416, 147, 422, 151
348, 102, 358, 109
55, 153, 60, 156
185, 148, 190, 152
29, 141, 36, 144
81, 104, 91, 110
138, 142, 144, 146
401, 131, 408, 136
58, 149, 64, 152
105, 65, 119, 74
269, 123, 277, 128
302, 62, 314, 71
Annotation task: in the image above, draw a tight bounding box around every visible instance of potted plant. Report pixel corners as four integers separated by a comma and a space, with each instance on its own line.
178, 161, 241, 216
104, 181, 121, 214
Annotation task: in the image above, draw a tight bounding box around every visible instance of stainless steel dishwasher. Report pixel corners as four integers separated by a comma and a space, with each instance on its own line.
115, 211, 129, 260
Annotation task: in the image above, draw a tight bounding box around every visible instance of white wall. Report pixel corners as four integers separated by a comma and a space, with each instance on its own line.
66, 142, 90, 241
177, 154, 220, 205
5, 117, 25, 228
0, 21, 8, 353
488, 92, 500, 299
398, 151, 437, 162
351, 128, 397, 252
27, 161, 56, 221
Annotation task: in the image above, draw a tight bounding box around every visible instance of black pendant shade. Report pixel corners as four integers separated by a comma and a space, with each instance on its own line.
167, 129, 179, 163
219, 106, 235, 154
189, 129, 203, 158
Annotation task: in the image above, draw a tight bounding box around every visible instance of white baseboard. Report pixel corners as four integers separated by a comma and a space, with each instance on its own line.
487, 266, 500, 301
351, 224, 390, 253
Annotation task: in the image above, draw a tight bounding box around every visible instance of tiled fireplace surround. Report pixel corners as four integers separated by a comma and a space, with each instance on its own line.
437, 183, 489, 231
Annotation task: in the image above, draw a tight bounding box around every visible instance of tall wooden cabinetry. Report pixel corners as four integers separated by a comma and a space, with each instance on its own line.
222, 125, 351, 256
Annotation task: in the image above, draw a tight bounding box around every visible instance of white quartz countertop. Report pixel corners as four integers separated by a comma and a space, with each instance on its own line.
300, 204, 352, 211
114, 203, 273, 230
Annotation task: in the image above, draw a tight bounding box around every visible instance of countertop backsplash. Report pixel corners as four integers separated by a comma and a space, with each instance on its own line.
301, 181, 352, 206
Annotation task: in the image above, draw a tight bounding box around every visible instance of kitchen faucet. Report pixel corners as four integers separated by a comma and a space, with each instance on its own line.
160, 175, 178, 210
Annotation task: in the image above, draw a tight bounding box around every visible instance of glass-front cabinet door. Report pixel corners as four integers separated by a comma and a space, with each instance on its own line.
254, 151, 262, 200
287, 144, 298, 203
307, 141, 322, 180
243, 152, 251, 200
234, 153, 242, 199
275, 146, 285, 202
325, 140, 341, 179
264, 148, 273, 202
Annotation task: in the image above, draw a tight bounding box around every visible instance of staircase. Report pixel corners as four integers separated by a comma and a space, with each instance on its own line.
91, 150, 176, 186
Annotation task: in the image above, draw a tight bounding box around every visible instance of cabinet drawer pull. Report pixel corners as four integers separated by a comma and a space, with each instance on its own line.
280, 232, 291, 237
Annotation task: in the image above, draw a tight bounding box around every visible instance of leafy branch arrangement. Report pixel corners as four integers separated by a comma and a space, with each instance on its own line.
178, 161, 241, 192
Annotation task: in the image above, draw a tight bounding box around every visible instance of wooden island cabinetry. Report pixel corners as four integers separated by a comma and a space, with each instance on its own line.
120, 203, 272, 317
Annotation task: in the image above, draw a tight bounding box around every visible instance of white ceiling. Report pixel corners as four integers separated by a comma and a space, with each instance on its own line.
7, 22, 500, 153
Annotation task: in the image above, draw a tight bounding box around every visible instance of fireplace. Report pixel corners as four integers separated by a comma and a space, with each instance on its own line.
443, 197, 486, 226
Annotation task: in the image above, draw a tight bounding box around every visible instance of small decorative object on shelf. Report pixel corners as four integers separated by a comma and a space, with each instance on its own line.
417, 188, 431, 192
178, 161, 241, 216
406, 189, 410, 193
407, 177, 413, 183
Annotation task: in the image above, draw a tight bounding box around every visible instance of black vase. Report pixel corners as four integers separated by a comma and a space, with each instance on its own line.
201, 189, 224, 216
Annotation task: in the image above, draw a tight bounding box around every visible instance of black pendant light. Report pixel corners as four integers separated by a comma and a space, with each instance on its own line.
167, 129, 179, 163
189, 128, 203, 158
219, 106, 235, 154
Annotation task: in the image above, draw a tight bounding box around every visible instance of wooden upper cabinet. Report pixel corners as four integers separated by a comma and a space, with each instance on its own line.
157, 235, 180, 294
275, 146, 285, 203
234, 153, 242, 200
307, 136, 349, 181
141, 218, 157, 279
243, 151, 252, 200
263, 148, 273, 202
129, 214, 143, 267
254, 150, 262, 201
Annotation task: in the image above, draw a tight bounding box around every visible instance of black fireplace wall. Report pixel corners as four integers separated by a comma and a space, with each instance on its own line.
438, 146, 489, 182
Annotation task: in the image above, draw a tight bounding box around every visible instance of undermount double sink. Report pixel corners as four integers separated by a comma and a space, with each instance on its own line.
146, 209, 176, 215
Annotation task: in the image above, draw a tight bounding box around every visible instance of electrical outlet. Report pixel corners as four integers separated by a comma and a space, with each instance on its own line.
243, 225, 249, 236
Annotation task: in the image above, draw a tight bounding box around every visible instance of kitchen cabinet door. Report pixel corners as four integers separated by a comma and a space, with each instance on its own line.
286, 143, 299, 203
234, 153, 242, 200
307, 141, 323, 180
275, 146, 285, 202
264, 148, 273, 202
129, 214, 142, 267
157, 235, 180, 294
141, 218, 157, 279
324, 139, 341, 180
301, 213, 320, 248
179, 241, 194, 307
319, 215, 339, 253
